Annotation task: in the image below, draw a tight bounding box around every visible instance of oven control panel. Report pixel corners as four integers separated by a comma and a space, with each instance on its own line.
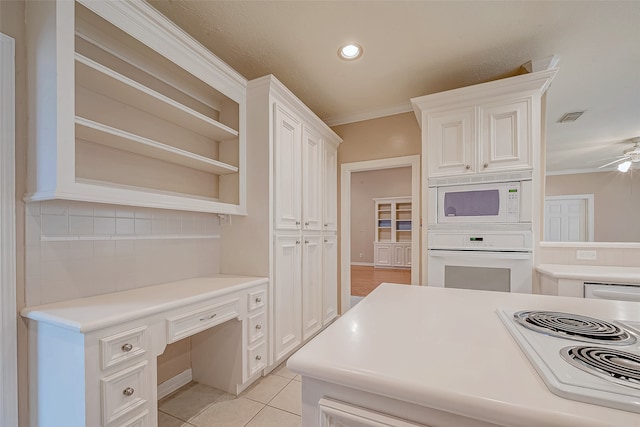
428, 230, 533, 251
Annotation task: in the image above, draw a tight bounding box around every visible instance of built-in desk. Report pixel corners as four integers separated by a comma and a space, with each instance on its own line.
21, 275, 268, 427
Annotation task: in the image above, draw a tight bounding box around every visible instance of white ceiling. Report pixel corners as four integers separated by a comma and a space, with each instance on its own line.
150, 1, 640, 172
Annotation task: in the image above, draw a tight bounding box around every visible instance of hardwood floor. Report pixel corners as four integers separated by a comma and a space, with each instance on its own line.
350, 265, 411, 297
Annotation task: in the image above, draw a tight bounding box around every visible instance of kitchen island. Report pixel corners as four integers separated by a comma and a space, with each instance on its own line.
287, 283, 640, 427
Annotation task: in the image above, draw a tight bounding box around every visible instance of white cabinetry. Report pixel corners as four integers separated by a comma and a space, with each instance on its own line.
26, 0, 246, 214
412, 70, 557, 180
373, 197, 412, 269
224, 75, 341, 370
22, 276, 268, 427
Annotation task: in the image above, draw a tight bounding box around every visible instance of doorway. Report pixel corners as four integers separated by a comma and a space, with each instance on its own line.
340, 155, 420, 312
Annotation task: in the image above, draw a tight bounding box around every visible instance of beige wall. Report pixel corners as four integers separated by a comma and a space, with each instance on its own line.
333, 112, 421, 308
350, 168, 412, 264
545, 171, 640, 242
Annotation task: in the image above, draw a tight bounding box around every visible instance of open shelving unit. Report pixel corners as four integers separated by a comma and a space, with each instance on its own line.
26, 0, 247, 214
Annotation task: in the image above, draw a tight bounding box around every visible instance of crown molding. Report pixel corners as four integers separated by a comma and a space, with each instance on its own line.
323, 102, 413, 127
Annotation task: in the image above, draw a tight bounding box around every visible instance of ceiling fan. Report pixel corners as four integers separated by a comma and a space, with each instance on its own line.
598, 138, 640, 172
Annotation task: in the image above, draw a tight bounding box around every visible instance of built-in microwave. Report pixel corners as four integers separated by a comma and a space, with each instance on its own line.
434, 180, 532, 224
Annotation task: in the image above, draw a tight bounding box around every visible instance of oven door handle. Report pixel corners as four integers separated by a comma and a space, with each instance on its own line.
428, 250, 531, 260
590, 289, 640, 302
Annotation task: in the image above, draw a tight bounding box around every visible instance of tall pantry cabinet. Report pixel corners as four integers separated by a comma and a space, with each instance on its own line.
221, 75, 341, 369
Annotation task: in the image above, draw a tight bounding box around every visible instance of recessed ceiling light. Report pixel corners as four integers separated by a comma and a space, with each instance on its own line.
338, 43, 363, 60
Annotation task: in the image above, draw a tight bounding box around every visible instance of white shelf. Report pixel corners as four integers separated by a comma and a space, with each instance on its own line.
75, 53, 238, 141
75, 117, 238, 175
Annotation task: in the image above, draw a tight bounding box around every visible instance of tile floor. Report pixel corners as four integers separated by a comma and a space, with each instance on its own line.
158, 362, 302, 427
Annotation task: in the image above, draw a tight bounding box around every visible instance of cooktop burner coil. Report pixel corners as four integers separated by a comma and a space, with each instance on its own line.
513, 310, 636, 345
561, 346, 640, 390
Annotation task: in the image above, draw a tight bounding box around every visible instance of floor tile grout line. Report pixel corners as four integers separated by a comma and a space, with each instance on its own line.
241, 402, 268, 427
263, 376, 295, 406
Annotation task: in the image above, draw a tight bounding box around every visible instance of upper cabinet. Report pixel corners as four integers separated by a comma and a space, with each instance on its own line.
412, 70, 557, 180
26, 0, 247, 214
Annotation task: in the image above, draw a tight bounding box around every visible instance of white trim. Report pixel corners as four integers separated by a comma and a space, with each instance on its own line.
350, 262, 374, 267
323, 102, 413, 127
545, 167, 623, 176
157, 368, 192, 400
0, 32, 18, 427
544, 194, 594, 242
340, 155, 420, 313
540, 241, 640, 249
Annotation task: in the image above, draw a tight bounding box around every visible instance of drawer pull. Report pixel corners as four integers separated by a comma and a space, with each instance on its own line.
255, 297, 262, 304
255, 355, 262, 361
255, 324, 262, 330
324, 223, 328, 227
199, 313, 217, 321
122, 387, 135, 397
305, 221, 310, 226
121, 343, 133, 352
295, 221, 301, 226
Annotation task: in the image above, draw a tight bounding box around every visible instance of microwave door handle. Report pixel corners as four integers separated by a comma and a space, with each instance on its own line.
590, 289, 640, 302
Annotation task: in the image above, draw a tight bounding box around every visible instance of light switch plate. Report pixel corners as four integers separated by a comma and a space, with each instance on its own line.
576, 250, 597, 260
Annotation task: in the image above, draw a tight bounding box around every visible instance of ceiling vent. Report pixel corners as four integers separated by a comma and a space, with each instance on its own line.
557, 111, 585, 123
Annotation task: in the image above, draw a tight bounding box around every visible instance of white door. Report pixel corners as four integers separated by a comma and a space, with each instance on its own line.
302, 126, 322, 231
544, 196, 593, 242
273, 235, 302, 362
427, 107, 475, 177
479, 99, 531, 172
302, 235, 323, 340
322, 141, 338, 231
274, 103, 302, 231
374, 243, 392, 267
322, 235, 338, 325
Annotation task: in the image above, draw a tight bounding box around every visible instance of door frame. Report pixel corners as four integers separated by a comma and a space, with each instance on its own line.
0, 32, 18, 427
340, 155, 420, 312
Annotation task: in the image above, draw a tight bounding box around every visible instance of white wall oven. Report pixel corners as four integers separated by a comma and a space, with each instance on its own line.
433, 180, 532, 225
428, 230, 533, 293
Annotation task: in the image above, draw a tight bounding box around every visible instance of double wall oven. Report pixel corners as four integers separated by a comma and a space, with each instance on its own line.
427, 172, 533, 293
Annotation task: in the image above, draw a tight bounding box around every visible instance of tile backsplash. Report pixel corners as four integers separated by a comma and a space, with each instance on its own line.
26, 200, 221, 306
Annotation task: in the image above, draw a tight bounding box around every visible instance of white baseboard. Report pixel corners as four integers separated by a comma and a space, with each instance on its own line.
157, 368, 192, 399
351, 262, 374, 267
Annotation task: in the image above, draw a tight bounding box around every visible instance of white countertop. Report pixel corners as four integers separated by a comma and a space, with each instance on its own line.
537, 264, 640, 284
20, 274, 268, 333
287, 284, 640, 427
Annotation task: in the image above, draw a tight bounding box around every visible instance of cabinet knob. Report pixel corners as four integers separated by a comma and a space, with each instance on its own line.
121, 343, 133, 353
296, 240, 301, 245
324, 223, 328, 227
122, 387, 135, 397
304, 240, 310, 244
295, 221, 301, 226
324, 239, 328, 243
465, 164, 471, 170
304, 221, 310, 226
255, 297, 262, 304
483, 163, 488, 168
255, 324, 262, 330
255, 355, 262, 361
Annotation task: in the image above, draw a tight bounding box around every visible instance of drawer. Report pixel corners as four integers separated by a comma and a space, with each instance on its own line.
118, 410, 148, 427
100, 326, 147, 370
248, 289, 266, 312
247, 341, 267, 378
247, 312, 266, 345
101, 361, 148, 425
167, 299, 240, 343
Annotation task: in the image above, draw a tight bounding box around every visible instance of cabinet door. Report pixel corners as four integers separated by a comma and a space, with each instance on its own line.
302, 235, 323, 340
427, 107, 475, 177
479, 99, 531, 172
374, 244, 392, 267
274, 104, 302, 231
392, 244, 405, 267
322, 141, 338, 231
404, 245, 412, 268
302, 126, 323, 231
322, 234, 338, 325
273, 235, 302, 362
